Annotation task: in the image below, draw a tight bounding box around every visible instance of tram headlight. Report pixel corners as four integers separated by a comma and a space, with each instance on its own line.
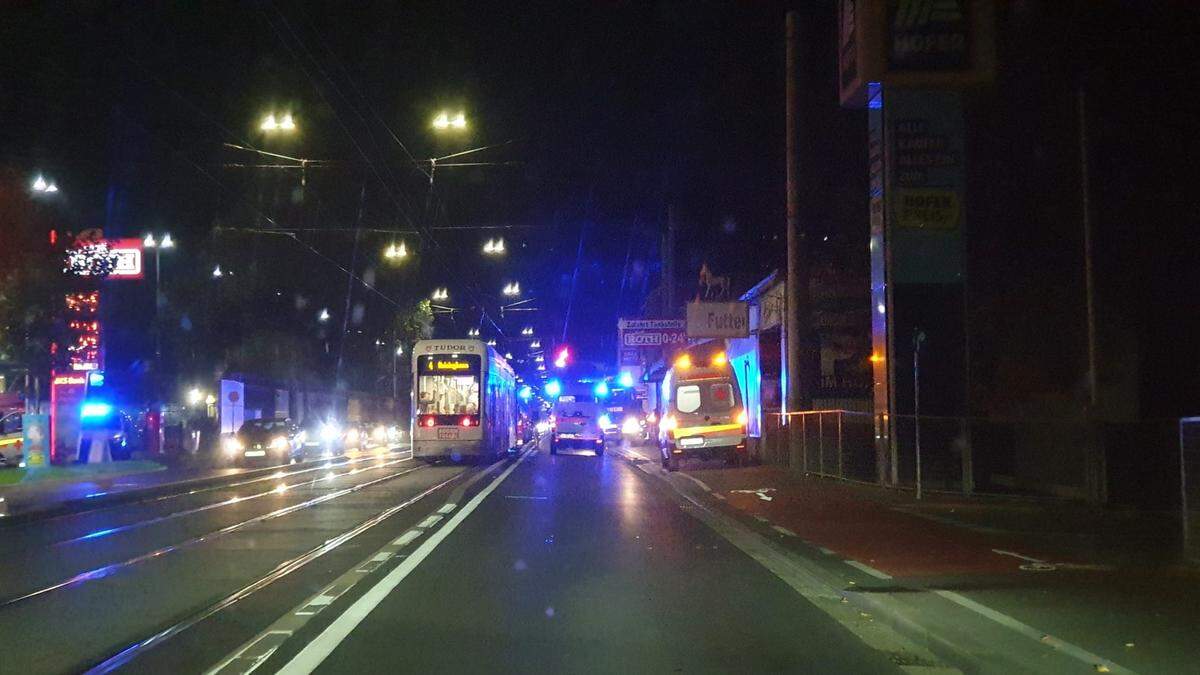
223, 437, 243, 455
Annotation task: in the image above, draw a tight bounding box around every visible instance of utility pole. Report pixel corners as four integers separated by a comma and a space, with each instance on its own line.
664, 205, 677, 315
335, 185, 365, 390
785, 11, 811, 438
1078, 82, 1105, 504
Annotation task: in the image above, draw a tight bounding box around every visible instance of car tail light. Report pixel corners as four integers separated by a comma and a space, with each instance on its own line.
736, 409, 747, 426
460, 416, 473, 427
422, 416, 436, 428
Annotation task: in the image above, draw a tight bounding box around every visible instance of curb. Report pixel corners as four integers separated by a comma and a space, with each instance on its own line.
0, 446, 410, 526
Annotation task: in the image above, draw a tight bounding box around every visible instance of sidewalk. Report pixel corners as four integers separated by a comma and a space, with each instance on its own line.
686, 464, 1186, 574
682, 462, 1200, 674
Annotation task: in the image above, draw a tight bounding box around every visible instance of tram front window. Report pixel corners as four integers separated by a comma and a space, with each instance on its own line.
416, 355, 481, 416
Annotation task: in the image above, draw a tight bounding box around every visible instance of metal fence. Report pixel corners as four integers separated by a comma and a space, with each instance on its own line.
765, 410, 1096, 499
1181, 418, 1200, 563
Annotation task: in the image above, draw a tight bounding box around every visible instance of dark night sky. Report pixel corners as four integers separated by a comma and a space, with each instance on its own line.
1, 1, 815, 371
4, 1, 1198, 416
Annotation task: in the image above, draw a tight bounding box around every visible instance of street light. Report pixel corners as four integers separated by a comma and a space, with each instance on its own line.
31, 175, 59, 194
432, 288, 449, 302
502, 282, 520, 297
261, 113, 297, 132
384, 242, 409, 260
212, 265, 224, 278
432, 111, 467, 131
468, 327, 480, 337
143, 232, 175, 361
483, 238, 505, 255
530, 340, 541, 349
317, 308, 331, 323
521, 327, 533, 336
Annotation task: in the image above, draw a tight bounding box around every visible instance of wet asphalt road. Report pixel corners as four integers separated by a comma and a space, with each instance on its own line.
0, 439, 907, 674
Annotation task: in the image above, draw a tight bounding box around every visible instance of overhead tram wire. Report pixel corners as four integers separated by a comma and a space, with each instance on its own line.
299, 5, 430, 181
266, 2, 532, 340
260, 3, 421, 233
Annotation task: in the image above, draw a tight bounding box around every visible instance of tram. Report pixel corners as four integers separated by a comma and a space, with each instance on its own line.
411, 340, 517, 461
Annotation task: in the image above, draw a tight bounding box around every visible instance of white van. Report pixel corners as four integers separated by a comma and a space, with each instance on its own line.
550, 394, 606, 456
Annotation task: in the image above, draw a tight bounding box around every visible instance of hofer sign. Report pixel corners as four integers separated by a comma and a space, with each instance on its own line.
687, 302, 749, 338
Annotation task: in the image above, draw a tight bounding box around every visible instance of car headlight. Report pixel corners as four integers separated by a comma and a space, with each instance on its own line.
622, 416, 641, 435
598, 414, 613, 430
270, 436, 288, 449
372, 425, 388, 442
223, 437, 243, 454
320, 423, 341, 443
346, 427, 360, 443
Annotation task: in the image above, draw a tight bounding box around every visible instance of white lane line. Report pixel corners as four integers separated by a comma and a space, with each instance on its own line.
370, 552, 391, 563
818, 546, 836, 555
392, 530, 421, 547
771, 525, 797, 537
504, 495, 549, 500
845, 560, 893, 580
280, 449, 534, 674
992, 548, 1046, 563
416, 515, 443, 529
713, 493, 726, 500
679, 473, 713, 492
932, 589, 1138, 674
437, 503, 456, 514
753, 515, 770, 523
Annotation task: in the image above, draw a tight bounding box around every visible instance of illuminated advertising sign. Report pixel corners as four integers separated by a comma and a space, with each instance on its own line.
107, 238, 144, 279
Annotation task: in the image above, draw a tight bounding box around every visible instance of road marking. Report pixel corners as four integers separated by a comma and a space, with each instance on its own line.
93, 469, 458, 675
679, 473, 713, 492
992, 548, 1046, 563
392, 530, 421, 547
629, 458, 958, 674
279, 448, 534, 674
845, 560, 893, 580
771, 525, 797, 537
204, 448, 531, 675
713, 493, 726, 500
436, 503, 456, 514
818, 546, 836, 555
10, 465, 428, 611
753, 515, 770, 523
504, 495, 549, 500
932, 589, 1137, 674
416, 515, 443, 528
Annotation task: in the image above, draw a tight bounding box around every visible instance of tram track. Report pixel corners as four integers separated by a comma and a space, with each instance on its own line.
0, 462, 430, 610
52, 456, 414, 547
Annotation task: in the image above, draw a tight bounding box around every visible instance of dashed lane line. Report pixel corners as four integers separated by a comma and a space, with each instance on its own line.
203, 451, 527, 675
845, 560, 893, 580
931, 589, 1138, 674
277, 448, 535, 674
86, 468, 459, 675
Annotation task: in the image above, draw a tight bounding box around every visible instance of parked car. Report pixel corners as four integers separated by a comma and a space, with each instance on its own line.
0, 411, 23, 467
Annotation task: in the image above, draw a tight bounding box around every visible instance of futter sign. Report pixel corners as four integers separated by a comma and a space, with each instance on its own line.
687, 302, 749, 338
